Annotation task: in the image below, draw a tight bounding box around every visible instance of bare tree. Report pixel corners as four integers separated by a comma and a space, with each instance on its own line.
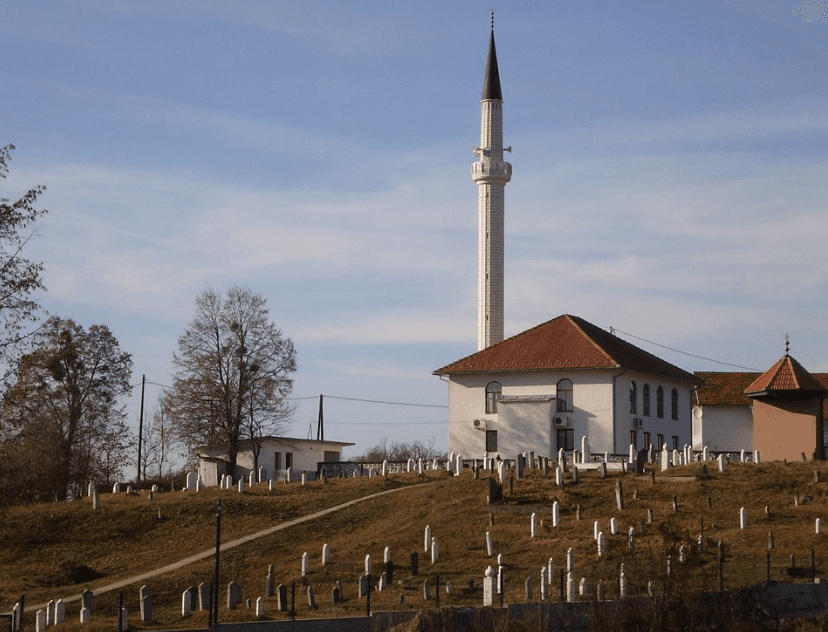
165, 287, 296, 477
140, 399, 180, 479
0, 144, 48, 371
353, 437, 446, 463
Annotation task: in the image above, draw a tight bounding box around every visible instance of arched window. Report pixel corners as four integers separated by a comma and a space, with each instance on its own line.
656, 386, 664, 418
556, 379, 573, 412
485, 381, 502, 414
671, 388, 679, 420
642, 383, 650, 417
629, 381, 637, 414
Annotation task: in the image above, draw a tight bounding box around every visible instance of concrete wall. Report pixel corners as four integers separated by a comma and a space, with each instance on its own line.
614, 372, 694, 454
447, 369, 616, 459
753, 397, 823, 461
199, 439, 348, 485
694, 404, 753, 452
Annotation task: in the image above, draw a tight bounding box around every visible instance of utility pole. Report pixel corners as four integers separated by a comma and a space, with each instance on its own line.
136, 374, 146, 481
317, 394, 324, 441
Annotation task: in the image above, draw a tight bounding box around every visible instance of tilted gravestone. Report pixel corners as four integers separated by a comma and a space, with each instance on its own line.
198, 583, 211, 611
81, 590, 94, 617
227, 582, 242, 610
276, 584, 288, 612
139, 586, 152, 622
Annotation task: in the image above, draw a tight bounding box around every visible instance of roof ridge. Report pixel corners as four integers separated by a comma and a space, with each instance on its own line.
566, 315, 621, 367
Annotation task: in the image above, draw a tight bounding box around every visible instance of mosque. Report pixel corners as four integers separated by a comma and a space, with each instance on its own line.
434, 22, 825, 463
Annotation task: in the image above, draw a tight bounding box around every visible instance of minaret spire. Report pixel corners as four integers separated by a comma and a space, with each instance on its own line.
473, 16, 511, 351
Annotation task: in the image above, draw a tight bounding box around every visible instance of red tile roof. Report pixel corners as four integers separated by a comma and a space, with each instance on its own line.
695, 370, 828, 421
434, 314, 701, 384
745, 355, 827, 396
694, 372, 758, 405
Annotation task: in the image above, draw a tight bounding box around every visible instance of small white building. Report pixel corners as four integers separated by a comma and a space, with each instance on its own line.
434, 314, 702, 460
692, 372, 757, 452
197, 436, 354, 486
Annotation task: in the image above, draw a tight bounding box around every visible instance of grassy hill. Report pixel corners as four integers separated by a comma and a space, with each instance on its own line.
2, 460, 828, 630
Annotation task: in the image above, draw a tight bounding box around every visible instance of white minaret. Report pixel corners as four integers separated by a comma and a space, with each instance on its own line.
473, 19, 511, 351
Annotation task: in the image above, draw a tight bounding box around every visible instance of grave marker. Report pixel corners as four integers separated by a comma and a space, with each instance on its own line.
181, 588, 193, 616
266, 565, 275, 596
227, 582, 242, 610
139, 586, 152, 622
81, 590, 94, 616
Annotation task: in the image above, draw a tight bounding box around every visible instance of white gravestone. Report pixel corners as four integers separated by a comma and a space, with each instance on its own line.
483, 566, 496, 606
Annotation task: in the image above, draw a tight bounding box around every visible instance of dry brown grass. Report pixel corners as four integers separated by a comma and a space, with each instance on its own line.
2, 460, 828, 630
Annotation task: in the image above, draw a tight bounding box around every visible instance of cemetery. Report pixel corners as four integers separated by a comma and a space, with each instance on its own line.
1, 453, 828, 631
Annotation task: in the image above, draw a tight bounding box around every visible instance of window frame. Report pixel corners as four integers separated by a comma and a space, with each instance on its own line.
671, 388, 679, 420
556, 428, 574, 451
642, 383, 650, 417
656, 386, 664, 419
486, 430, 498, 452
556, 378, 573, 413
485, 381, 502, 414
630, 381, 637, 414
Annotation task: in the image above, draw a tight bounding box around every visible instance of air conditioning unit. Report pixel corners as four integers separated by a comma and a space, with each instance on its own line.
633, 418, 644, 429
553, 416, 570, 428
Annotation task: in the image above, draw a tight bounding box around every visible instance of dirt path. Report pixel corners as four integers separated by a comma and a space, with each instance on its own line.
25, 484, 418, 612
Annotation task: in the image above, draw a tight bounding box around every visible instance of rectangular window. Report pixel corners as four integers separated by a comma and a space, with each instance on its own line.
671, 389, 679, 420
657, 434, 664, 450
556, 428, 574, 452
486, 430, 498, 452
643, 432, 651, 450
630, 430, 637, 450
672, 436, 679, 450
657, 387, 664, 418
274, 452, 282, 470
642, 384, 650, 417
285, 452, 294, 469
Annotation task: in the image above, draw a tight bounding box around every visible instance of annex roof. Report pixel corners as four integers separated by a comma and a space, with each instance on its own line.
745, 355, 827, 397
197, 436, 354, 455
434, 314, 701, 384
694, 372, 758, 406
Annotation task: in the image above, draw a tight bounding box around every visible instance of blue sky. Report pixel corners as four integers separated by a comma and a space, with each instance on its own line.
3, 1, 828, 461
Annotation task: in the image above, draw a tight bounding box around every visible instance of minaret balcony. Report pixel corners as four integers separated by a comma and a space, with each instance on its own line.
472, 161, 512, 183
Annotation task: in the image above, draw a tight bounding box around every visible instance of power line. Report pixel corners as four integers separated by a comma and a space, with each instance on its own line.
314, 395, 447, 409
609, 327, 760, 372
326, 421, 445, 426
